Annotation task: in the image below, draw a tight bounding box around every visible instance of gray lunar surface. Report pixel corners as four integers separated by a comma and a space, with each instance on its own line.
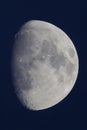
12, 20, 79, 111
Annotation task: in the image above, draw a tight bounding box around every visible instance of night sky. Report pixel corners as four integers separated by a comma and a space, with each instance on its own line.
0, 0, 87, 130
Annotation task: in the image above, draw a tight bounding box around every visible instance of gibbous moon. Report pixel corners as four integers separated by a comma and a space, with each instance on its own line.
12, 20, 79, 111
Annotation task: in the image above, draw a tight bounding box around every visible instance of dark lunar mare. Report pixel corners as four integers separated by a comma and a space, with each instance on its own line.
37, 39, 67, 70
37, 39, 75, 78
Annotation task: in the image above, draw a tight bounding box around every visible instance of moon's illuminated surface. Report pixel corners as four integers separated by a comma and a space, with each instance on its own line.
12, 20, 79, 111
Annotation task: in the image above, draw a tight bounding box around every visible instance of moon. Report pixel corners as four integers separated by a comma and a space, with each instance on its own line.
12, 20, 79, 111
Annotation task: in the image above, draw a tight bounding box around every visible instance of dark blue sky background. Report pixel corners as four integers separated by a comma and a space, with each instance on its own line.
0, 0, 87, 130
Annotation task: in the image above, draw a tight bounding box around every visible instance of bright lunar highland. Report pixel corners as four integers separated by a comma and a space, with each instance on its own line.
12, 20, 79, 111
